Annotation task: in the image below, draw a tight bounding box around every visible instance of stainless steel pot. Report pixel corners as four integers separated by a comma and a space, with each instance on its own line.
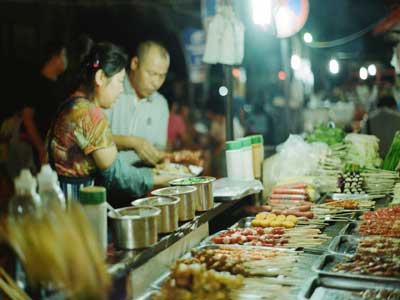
151, 186, 197, 221
108, 206, 160, 249
169, 176, 216, 211
132, 196, 180, 233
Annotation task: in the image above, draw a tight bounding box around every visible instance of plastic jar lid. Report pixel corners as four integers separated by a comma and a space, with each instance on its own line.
79, 186, 106, 205
225, 140, 242, 150
238, 137, 252, 147
248, 134, 264, 145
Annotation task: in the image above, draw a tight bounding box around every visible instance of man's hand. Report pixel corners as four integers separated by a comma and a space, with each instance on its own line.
153, 173, 183, 187
132, 136, 163, 166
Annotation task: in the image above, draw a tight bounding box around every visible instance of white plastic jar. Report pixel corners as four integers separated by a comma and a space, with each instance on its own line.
79, 186, 107, 255
225, 140, 243, 180
238, 137, 254, 180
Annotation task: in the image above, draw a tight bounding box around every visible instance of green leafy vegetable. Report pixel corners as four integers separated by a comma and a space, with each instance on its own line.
383, 131, 400, 171
306, 124, 345, 146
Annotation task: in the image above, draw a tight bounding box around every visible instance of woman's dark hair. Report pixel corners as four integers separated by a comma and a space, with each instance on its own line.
79, 42, 128, 95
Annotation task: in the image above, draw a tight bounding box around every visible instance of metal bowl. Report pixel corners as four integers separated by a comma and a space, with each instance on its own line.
132, 196, 180, 233
151, 186, 197, 221
169, 176, 216, 211
108, 206, 161, 249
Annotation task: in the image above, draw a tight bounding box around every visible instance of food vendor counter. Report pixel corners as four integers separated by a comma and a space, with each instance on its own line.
107, 196, 394, 300
107, 193, 255, 300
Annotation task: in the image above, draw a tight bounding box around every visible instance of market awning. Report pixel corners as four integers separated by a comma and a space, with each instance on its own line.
373, 7, 400, 35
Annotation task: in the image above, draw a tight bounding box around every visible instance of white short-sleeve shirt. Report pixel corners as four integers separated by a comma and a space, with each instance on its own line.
105, 76, 169, 164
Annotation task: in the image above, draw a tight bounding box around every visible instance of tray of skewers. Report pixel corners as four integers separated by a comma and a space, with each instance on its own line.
328, 235, 400, 257
340, 207, 400, 238
313, 254, 400, 286
298, 276, 400, 300
151, 244, 318, 300
203, 223, 330, 251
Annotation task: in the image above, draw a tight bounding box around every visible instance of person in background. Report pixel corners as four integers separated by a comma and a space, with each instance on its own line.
206, 97, 227, 178
25, 39, 68, 162
167, 100, 191, 151
105, 40, 170, 166
361, 95, 400, 158
48, 42, 176, 205
4, 38, 68, 178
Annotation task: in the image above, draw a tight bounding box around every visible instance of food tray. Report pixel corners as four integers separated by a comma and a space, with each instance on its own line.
298, 276, 400, 300
150, 244, 298, 290
230, 216, 254, 228
201, 229, 328, 254
339, 221, 360, 236
136, 290, 159, 300
327, 235, 359, 257
329, 193, 371, 201
312, 254, 400, 286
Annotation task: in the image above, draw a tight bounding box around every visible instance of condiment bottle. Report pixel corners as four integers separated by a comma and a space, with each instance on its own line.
8, 169, 41, 218
238, 137, 254, 180
37, 164, 66, 210
225, 140, 243, 180
248, 135, 264, 180
79, 186, 107, 255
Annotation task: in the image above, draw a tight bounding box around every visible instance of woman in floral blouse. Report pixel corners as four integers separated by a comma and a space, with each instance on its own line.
49, 42, 174, 204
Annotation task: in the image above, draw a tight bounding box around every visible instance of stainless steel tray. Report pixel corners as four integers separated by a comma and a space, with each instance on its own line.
230, 216, 253, 228
298, 276, 400, 300
135, 290, 159, 300
312, 254, 400, 286
201, 229, 299, 249
339, 221, 360, 236
327, 235, 359, 257
150, 243, 299, 290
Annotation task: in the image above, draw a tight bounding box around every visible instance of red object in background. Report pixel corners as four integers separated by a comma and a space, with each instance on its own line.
373, 8, 400, 35
232, 68, 240, 78
278, 71, 286, 80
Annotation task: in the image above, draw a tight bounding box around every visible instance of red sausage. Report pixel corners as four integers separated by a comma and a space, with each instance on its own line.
298, 204, 312, 212
281, 210, 314, 219
270, 194, 308, 201
275, 183, 308, 189
272, 188, 307, 195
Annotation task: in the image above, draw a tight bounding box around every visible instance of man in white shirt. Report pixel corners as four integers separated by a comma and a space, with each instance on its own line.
106, 41, 170, 165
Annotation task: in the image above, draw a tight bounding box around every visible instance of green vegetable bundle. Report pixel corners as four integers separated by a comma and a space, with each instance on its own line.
306, 124, 345, 146
383, 131, 400, 171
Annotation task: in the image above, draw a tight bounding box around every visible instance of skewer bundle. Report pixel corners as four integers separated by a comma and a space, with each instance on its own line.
0, 202, 110, 300
0, 268, 32, 300
361, 168, 400, 196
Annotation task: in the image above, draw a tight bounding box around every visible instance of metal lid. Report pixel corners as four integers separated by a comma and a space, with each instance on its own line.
169, 176, 216, 186
108, 206, 161, 219
151, 186, 197, 196
132, 196, 180, 207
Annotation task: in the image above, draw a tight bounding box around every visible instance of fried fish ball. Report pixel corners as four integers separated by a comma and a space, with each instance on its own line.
269, 220, 281, 227
282, 221, 295, 228
286, 215, 298, 224
251, 219, 262, 227
276, 215, 286, 222
259, 220, 270, 228
266, 214, 276, 220
255, 212, 269, 220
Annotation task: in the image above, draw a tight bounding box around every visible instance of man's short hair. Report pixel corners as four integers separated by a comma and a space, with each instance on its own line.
40, 37, 66, 66
377, 95, 397, 109
136, 40, 169, 62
